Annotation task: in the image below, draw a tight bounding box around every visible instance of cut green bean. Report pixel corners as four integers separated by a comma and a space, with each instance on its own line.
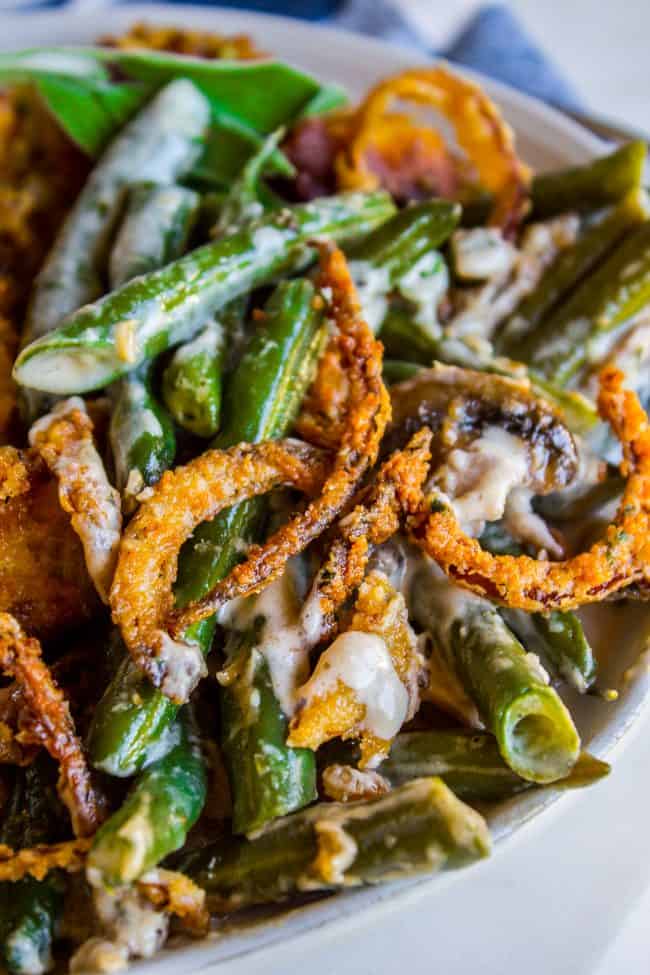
531, 141, 647, 219
87, 708, 206, 888
410, 569, 580, 783
109, 363, 176, 500
478, 523, 597, 694
374, 731, 609, 800
221, 627, 316, 835
502, 609, 597, 694
181, 777, 490, 910
498, 189, 650, 352
109, 182, 201, 288
0, 758, 66, 975
513, 219, 650, 385
160, 132, 283, 439
161, 320, 226, 438
88, 279, 325, 777
24, 80, 210, 347
15, 191, 394, 395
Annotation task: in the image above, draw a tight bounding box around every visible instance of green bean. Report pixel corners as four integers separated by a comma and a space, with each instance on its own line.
88, 279, 325, 777
383, 359, 422, 385
109, 182, 201, 288
380, 329, 599, 437
161, 320, 226, 438
109, 363, 176, 501
181, 778, 490, 910
370, 731, 609, 800
221, 627, 316, 835
87, 708, 206, 888
14, 191, 394, 395
410, 568, 580, 783
478, 523, 597, 694
24, 80, 210, 347
213, 128, 286, 236
160, 132, 283, 439
502, 608, 597, 694
108, 183, 199, 500
498, 190, 650, 352
513, 219, 650, 385
347, 202, 457, 335
348, 199, 460, 280
0, 758, 66, 974
0, 876, 64, 975
531, 141, 647, 219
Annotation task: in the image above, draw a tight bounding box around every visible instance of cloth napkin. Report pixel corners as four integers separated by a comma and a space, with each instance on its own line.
2, 0, 583, 112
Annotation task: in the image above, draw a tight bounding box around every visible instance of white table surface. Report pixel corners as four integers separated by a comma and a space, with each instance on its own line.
403, 0, 650, 133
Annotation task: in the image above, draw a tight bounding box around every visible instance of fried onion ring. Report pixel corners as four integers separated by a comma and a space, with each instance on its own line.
138, 869, 209, 936
302, 427, 432, 643
168, 245, 391, 638
29, 397, 122, 603
410, 368, 650, 611
0, 613, 105, 836
110, 439, 328, 701
334, 65, 531, 233
0, 837, 91, 882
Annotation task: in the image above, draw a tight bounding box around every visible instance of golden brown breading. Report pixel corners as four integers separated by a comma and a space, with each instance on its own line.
29, 398, 122, 604
0, 837, 91, 882
110, 439, 328, 700
0, 613, 106, 837
307, 427, 431, 639
411, 367, 650, 610
0, 447, 97, 639
101, 21, 262, 59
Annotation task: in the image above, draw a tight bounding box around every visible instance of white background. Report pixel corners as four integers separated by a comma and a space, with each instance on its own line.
403, 0, 650, 133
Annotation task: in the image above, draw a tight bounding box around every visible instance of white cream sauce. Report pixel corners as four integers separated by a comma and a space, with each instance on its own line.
397, 251, 449, 336
348, 260, 391, 334
296, 631, 409, 743
29, 396, 122, 603
436, 426, 531, 535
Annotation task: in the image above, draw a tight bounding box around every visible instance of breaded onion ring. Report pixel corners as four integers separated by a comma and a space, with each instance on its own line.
0, 613, 105, 837
0, 837, 92, 882
110, 439, 328, 701
29, 397, 122, 603
302, 427, 432, 643
410, 368, 650, 611
138, 869, 209, 936
334, 65, 531, 233
169, 245, 391, 638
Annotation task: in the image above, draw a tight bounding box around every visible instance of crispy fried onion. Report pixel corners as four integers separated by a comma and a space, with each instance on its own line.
110, 440, 329, 701
289, 571, 420, 768
333, 66, 531, 232
0, 718, 34, 765
0, 837, 91, 881
302, 427, 432, 644
410, 368, 650, 610
138, 869, 209, 935
0, 445, 30, 501
0, 613, 105, 836
168, 245, 391, 638
29, 397, 122, 604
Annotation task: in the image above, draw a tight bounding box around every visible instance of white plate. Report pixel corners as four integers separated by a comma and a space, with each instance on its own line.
2, 7, 648, 973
